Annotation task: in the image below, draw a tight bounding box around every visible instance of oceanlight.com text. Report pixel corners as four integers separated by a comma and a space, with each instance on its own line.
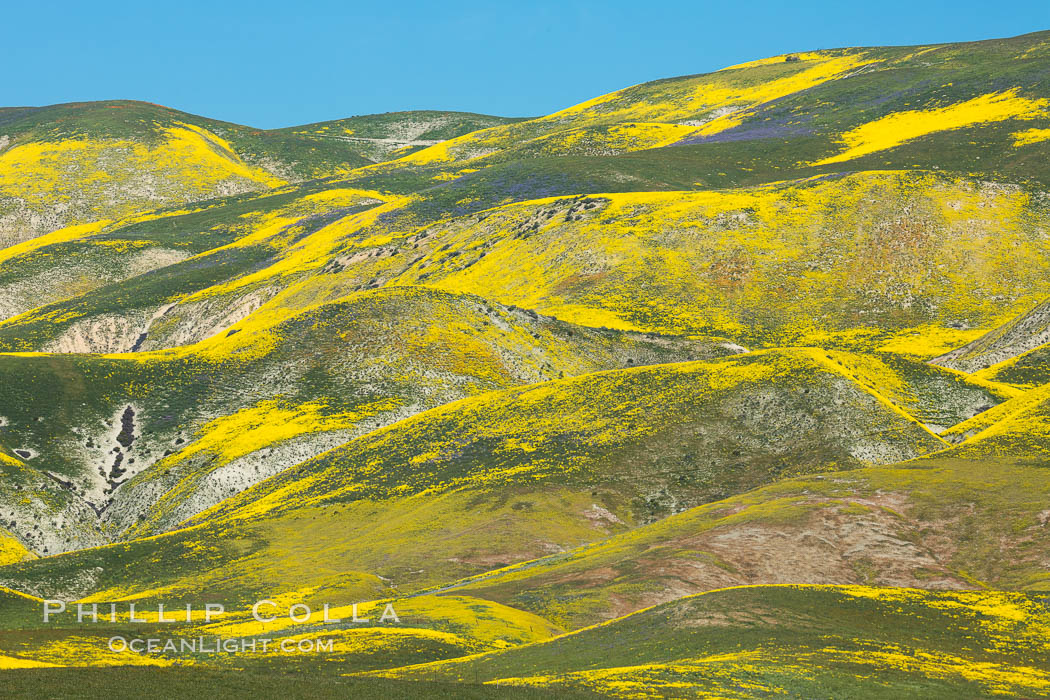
108, 636, 335, 654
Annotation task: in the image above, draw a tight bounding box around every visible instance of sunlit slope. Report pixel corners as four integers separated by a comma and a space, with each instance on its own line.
261, 170, 1050, 350
111, 288, 724, 537
6, 31, 1050, 257
386, 48, 878, 164
0, 183, 440, 353
198, 348, 948, 526
399, 173, 1050, 345
377, 585, 1050, 700
7, 29, 1047, 251
4, 30, 1050, 699
0, 348, 950, 603
7, 151, 1050, 355
0, 101, 285, 243
349, 31, 1050, 189
52, 169, 1046, 356
0, 183, 388, 326
0, 286, 718, 554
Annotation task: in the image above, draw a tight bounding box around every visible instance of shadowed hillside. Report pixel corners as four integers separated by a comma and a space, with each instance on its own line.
435, 455, 1050, 628
0, 348, 960, 603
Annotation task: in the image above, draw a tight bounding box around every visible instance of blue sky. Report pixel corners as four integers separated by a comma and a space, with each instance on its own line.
8, 1, 1050, 128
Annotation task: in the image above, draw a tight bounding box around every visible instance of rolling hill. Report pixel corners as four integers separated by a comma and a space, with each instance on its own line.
0, 286, 721, 554
344, 30, 1050, 190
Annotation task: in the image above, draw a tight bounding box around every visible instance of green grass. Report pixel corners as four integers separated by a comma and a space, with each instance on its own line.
376, 585, 1050, 699
0, 667, 590, 699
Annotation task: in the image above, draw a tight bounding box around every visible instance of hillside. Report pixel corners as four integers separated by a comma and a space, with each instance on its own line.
375, 172, 1050, 345
345, 31, 1050, 190
4, 34, 1050, 355
0, 101, 285, 243
2, 27, 1050, 698
0, 182, 387, 328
